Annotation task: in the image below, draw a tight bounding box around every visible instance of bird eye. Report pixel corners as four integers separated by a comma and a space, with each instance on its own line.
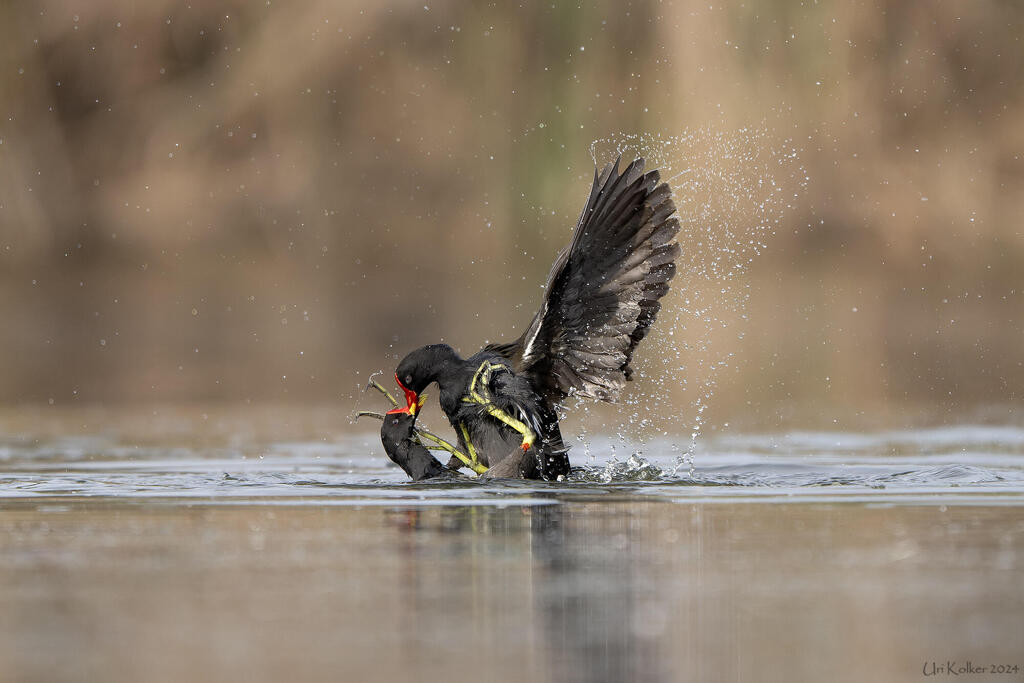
405, 374, 413, 385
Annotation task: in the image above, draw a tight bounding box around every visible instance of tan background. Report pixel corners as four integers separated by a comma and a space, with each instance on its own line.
1, 0, 1021, 429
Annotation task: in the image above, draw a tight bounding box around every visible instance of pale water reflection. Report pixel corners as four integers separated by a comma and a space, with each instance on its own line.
1, 502, 1021, 683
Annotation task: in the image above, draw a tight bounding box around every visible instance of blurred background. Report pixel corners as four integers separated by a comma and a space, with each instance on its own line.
1, 0, 1021, 430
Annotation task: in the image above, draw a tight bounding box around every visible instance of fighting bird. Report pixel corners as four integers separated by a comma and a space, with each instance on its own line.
387, 156, 681, 480
379, 409, 451, 481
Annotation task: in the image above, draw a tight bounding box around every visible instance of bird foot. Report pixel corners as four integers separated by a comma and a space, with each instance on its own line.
365, 373, 400, 408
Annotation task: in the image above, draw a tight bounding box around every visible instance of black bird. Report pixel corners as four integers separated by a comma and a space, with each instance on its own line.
389, 157, 681, 480
379, 410, 451, 480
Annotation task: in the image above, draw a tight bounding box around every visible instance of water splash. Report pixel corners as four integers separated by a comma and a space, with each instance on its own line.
595, 452, 666, 483
583, 128, 807, 471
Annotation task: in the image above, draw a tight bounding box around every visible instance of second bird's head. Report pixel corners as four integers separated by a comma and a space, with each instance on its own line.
391, 344, 460, 416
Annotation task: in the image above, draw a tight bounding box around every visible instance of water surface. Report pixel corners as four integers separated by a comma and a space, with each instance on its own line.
1, 408, 1022, 682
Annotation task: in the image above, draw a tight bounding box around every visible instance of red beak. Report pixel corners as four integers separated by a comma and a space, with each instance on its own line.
387, 373, 423, 416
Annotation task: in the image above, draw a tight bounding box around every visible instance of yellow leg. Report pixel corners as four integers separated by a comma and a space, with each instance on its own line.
463, 360, 538, 451
419, 427, 487, 475
459, 423, 481, 468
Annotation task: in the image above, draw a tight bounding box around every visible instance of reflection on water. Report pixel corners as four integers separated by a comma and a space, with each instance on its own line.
0, 408, 1022, 682
0, 502, 1021, 683
530, 505, 662, 683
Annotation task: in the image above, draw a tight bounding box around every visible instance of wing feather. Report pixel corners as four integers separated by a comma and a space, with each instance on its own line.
492, 156, 682, 403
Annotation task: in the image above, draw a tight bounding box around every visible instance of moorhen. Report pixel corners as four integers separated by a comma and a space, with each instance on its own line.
388, 157, 680, 480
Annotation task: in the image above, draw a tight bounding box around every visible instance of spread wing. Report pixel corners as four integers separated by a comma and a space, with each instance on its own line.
487, 156, 681, 403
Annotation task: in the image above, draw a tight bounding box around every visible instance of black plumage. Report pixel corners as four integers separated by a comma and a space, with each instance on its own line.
379, 410, 449, 480
388, 156, 681, 480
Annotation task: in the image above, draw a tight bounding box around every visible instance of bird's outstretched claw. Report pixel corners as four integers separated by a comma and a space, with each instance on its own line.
365, 374, 400, 407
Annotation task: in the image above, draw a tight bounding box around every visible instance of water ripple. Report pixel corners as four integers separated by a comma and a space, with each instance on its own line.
1, 426, 1022, 506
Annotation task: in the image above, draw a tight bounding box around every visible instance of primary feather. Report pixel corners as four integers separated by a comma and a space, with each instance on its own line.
488, 156, 681, 403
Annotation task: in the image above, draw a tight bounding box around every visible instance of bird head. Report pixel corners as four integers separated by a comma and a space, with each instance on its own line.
389, 344, 459, 416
